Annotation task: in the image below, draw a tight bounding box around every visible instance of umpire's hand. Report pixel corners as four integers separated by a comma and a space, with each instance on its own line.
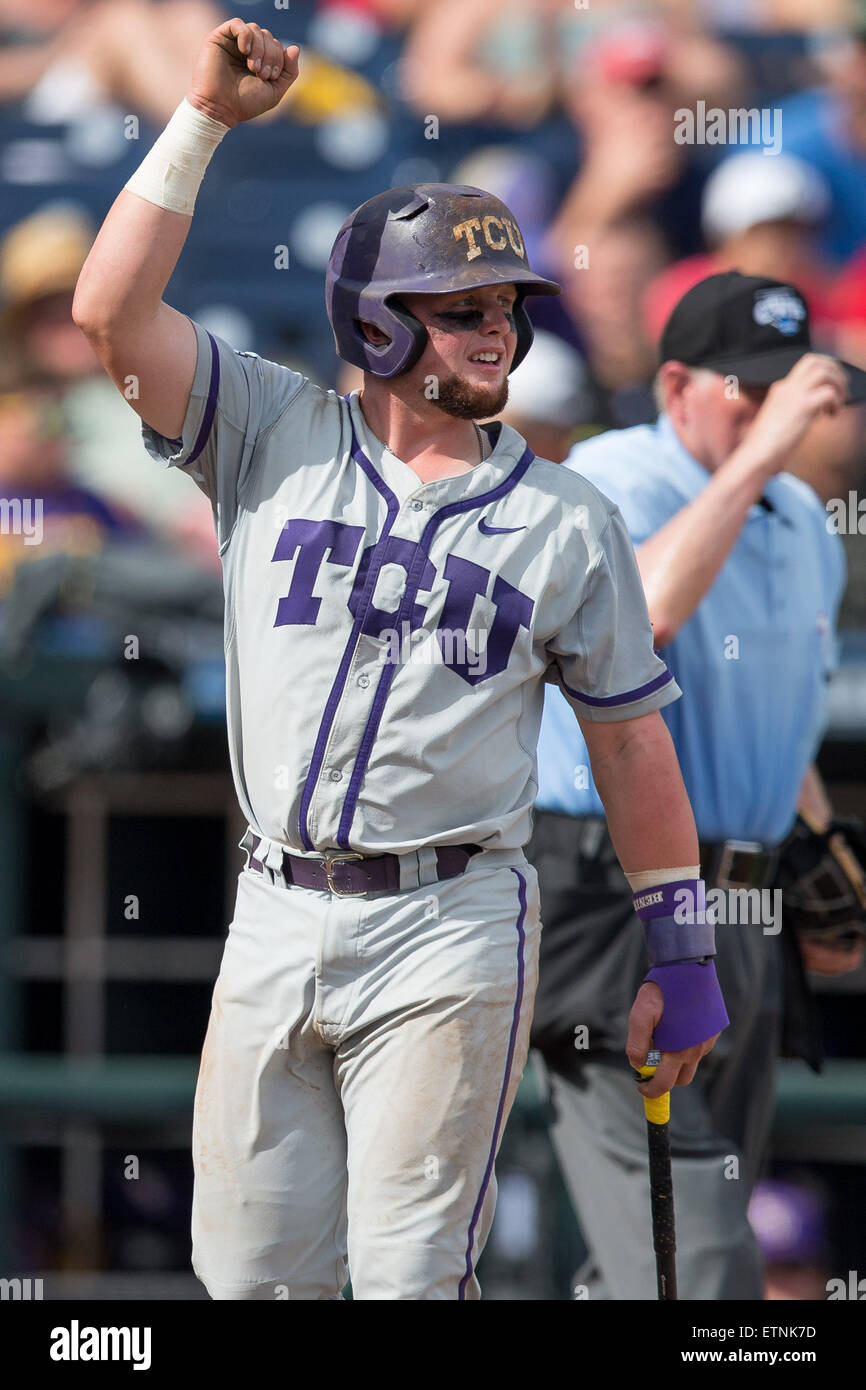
626, 981, 721, 1100
188, 17, 300, 128
741, 352, 850, 471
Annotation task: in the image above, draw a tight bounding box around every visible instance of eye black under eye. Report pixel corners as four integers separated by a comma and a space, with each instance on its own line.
433, 306, 517, 331
433, 310, 485, 330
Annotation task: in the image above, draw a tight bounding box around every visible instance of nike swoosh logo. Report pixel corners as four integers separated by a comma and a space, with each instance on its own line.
478, 517, 527, 536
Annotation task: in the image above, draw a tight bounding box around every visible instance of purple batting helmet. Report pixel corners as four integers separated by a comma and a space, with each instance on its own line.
325, 183, 561, 378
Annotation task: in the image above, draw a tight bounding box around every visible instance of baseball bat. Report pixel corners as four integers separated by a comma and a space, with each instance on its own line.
637, 1048, 677, 1301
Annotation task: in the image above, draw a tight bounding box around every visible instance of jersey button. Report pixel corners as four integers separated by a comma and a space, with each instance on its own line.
357, 674, 370, 688
410, 500, 424, 511
329, 769, 343, 782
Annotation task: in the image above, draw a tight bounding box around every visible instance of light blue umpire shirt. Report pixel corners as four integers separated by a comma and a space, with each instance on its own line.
536, 412, 846, 845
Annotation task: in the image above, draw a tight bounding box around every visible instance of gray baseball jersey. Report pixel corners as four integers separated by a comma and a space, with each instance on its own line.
143, 320, 680, 857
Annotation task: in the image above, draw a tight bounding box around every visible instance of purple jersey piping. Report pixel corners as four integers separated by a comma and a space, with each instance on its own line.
297, 407, 399, 850
336, 444, 535, 846
458, 866, 527, 1300
186, 331, 220, 466
337, 658, 397, 846
558, 664, 674, 708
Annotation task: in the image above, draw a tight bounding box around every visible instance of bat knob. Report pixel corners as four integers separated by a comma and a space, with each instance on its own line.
636, 1048, 662, 1082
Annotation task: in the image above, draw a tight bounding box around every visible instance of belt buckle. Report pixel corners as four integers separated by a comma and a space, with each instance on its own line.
716, 840, 764, 890
324, 851, 366, 897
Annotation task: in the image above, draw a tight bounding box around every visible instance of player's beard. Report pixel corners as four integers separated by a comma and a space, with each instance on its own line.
433, 372, 509, 420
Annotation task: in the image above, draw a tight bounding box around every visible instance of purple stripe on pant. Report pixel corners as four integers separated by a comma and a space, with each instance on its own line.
457, 866, 528, 1300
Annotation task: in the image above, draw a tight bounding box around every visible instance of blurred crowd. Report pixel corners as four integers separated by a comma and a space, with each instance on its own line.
2, 0, 866, 617
1, 2, 866, 589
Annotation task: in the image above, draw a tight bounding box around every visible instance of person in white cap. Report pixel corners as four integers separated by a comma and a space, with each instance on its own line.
700, 150, 829, 247
644, 151, 833, 344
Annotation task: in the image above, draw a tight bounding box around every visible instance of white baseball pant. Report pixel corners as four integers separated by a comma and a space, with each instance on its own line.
191, 846, 540, 1300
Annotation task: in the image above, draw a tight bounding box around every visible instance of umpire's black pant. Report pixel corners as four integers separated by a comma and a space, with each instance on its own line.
526, 810, 785, 1301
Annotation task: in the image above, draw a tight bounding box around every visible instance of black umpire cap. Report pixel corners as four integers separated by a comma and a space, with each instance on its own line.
659, 271, 866, 403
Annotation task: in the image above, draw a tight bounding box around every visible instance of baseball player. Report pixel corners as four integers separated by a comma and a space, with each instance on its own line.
73, 18, 727, 1300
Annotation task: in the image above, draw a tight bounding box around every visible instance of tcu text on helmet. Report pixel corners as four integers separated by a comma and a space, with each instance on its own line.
452, 216, 526, 263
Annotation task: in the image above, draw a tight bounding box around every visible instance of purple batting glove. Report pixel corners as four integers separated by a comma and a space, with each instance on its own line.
644, 959, 729, 1052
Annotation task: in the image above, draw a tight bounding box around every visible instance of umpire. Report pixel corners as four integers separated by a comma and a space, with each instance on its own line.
528, 272, 866, 1300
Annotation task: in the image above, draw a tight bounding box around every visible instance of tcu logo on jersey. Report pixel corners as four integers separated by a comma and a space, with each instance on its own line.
452, 216, 526, 263
271, 518, 534, 686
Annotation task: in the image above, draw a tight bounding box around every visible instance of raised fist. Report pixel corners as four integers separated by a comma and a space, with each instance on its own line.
187, 18, 300, 127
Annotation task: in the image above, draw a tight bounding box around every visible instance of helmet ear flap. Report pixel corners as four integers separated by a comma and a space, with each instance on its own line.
509, 290, 535, 373
351, 297, 428, 378
382, 297, 429, 375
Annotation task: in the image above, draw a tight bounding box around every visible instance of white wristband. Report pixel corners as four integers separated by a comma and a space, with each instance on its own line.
124, 97, 230, 217
624, 865, 700, 892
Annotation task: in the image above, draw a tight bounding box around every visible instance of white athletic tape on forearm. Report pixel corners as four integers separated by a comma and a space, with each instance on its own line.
124, 98, 230, 216
624, 865, 700, 892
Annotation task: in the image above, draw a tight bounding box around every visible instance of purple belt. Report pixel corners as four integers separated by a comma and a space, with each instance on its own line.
248, 836, 482, 897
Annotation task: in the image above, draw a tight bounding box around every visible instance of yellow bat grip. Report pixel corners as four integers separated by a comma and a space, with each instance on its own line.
638, 1063, 671, 1124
